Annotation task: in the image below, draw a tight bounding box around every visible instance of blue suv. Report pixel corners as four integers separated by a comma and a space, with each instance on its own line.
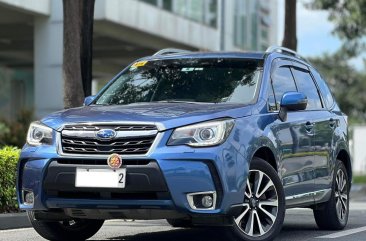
18, 47, 351, 241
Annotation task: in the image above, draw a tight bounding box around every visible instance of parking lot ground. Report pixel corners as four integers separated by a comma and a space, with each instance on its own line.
1, 202, 365, 241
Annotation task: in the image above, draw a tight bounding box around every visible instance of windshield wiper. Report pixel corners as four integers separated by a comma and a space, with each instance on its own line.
156, 100, 215, 104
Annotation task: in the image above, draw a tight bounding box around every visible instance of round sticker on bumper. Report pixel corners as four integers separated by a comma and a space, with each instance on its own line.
107, 153, 122, 169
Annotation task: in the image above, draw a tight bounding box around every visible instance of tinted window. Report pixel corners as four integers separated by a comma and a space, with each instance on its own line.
270, 66, 297, 110
291, 68, 322, 110
312, 69, 335, 109
95, 59, 261, 105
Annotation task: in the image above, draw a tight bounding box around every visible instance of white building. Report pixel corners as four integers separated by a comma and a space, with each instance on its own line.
0, 0, 278, 120
352, 126, 366, 175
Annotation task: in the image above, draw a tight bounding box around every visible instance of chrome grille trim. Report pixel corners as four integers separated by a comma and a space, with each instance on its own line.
62, 146, 150, 154
61, 130, 158, 138
63, 124, 157, 131
58, 123, 160, 157
61, 138, 154, 146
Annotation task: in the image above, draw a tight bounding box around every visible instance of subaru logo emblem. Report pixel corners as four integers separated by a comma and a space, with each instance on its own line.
96, 129, 116, 140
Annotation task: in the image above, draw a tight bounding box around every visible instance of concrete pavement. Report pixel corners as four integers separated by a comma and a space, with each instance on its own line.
1, 201, 365, 241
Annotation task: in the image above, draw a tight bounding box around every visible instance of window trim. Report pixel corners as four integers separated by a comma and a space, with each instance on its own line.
267, 59, 298, 113
309, 67, 336, 111
290, 66, 324, 111
267, 58, 326, 113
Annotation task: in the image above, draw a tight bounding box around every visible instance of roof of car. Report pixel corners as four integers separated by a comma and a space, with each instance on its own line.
141, 47, 309, 65
144, 51, 266, 61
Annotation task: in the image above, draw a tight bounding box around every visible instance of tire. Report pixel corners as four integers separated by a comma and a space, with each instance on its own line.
166, 218, 193, 228
27, 211, 104, 241
225, 157, 286, 241
313, 160, 349, 230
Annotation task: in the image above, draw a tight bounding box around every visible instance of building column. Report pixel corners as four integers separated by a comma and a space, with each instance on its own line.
34, 0, 63, 118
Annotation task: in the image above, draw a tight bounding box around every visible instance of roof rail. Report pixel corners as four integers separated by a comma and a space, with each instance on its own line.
265, 46, 308, 63
153, 48, 191, 56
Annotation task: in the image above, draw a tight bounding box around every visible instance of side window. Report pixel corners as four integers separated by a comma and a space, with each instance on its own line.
312, 69, 335, 109
291, 68, 323, 110
270, 66, 297, 110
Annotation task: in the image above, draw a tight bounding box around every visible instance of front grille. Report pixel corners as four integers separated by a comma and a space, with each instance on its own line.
61, 136, 155, 155
61, 124, 158, 155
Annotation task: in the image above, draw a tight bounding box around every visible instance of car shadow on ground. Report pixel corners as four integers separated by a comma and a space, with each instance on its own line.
93, 228, 226, 241
90, 224, 325, 241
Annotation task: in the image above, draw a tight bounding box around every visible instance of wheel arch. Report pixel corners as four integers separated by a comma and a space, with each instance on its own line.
252, 146, 278, 172
337, 149, 352, 183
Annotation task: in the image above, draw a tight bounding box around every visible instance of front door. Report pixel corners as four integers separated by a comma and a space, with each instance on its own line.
273, 112, 315, 206
269, 59, 315, 206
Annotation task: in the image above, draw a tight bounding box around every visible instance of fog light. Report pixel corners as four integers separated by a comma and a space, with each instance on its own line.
24, 191, 34, 205
201, 195, 213, 208
187, 191, 216, 210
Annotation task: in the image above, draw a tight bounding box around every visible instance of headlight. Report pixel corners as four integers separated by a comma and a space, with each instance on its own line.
27, 122, 53, 146
168, 119, 235, 147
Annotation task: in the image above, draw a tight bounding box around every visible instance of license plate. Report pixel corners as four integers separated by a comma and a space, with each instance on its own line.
75, 168, 126, 188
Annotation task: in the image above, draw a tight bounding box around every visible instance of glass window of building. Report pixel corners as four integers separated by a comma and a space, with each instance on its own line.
162, 0, 172, 11
188, 0, 204, 22
250, 1, 259, 50
234, 0, 248, 49
234, 0, 271, 51
140, 0, 158, 6
205, 0, 218, 27
140, 0, 218, 28
173, 0, 217, 27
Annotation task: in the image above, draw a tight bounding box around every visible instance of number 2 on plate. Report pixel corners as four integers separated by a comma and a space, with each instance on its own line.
119, 173, 124, 184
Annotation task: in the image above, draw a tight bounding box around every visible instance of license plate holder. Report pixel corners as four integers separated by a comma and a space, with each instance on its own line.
75, 168, 126, 188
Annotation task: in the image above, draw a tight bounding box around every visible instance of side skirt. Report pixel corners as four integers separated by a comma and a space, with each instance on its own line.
285, 189, 332, 208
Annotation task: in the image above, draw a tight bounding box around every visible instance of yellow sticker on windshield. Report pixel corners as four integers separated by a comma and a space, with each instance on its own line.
131, 61, 148, 68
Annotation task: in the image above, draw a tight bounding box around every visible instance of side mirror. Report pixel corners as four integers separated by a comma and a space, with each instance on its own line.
83, 95, 95, 106
279, 91, 307, 121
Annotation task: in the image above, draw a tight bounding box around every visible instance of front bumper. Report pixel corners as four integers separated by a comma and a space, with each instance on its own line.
17, 129, 249, 219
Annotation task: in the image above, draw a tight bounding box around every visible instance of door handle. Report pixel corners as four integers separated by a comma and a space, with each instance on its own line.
329, 118, 336, 128
305, 121, 314, 132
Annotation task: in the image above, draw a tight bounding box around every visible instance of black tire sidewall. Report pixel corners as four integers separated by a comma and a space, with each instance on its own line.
228, 157, 285, 241
333, 160, 350, 227
313, 160, 350, 230
27, 211, 104, 241
329, 160, 350, 227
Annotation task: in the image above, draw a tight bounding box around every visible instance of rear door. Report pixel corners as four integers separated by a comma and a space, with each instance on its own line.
268, 59, 315, 206
309, 67, 338, 199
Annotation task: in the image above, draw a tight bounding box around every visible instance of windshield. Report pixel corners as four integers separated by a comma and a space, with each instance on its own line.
95, 58, 262, 105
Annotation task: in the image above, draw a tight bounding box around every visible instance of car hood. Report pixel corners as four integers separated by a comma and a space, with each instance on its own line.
41, 102, 253, 131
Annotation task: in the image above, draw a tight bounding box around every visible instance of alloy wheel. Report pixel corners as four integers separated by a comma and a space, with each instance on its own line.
335, 169, 348, 221
234, 170, 279, 237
